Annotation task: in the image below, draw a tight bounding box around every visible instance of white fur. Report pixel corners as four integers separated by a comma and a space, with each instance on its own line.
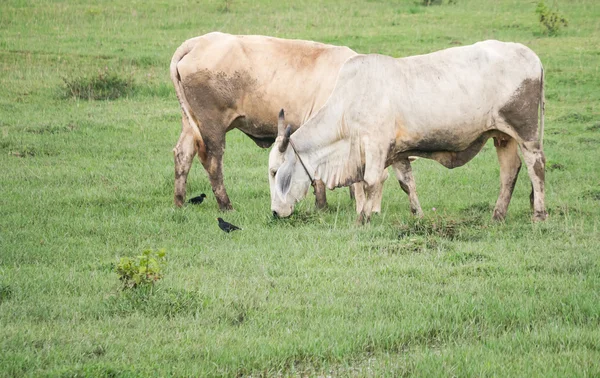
270, 40, 545, 221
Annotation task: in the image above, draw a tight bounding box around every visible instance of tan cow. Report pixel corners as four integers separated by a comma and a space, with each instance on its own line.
269, 40, 547, 223
170, 32, 358, 210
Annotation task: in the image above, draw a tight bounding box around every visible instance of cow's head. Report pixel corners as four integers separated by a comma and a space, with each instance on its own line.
269, 110, 312, 218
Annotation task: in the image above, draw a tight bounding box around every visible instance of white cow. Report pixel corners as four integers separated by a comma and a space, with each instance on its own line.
269, 40, 547, 223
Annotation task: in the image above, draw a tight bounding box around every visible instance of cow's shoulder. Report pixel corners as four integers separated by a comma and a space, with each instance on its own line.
335, 53, 398, 84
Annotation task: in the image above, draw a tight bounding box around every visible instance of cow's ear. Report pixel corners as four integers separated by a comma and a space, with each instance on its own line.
275, 159, 294, 201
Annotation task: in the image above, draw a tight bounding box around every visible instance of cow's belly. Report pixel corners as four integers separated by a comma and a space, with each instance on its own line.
231, 116, 277, 148
391, 129, 506, 169
234, 116, 275, 137
397, 122, 490, 152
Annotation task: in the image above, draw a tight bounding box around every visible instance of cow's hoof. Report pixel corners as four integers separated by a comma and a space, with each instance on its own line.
356, 213, 371, 225
174, 195, 185, 207
533, 211, 548, 222
491, 210, 506, 222
314, 200, 327, 210
218, 203, 234, 211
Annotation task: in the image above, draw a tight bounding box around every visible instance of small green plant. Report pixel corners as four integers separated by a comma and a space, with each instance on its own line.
536, 1, 568, 36
116, 249, 166, 289
63, 67, 134, 100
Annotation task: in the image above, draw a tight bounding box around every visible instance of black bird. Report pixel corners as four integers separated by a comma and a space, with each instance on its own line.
188, 193, 207, 205
217, 217, 241, 233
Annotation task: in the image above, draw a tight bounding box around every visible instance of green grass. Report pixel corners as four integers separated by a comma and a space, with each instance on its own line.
1, 0, 600, 376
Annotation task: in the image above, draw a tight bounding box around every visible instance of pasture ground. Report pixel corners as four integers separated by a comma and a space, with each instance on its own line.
1, 0, 599, 376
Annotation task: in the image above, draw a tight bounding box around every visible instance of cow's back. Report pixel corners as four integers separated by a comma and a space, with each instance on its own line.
176, 32, 356, 130
323, 40, 542, 150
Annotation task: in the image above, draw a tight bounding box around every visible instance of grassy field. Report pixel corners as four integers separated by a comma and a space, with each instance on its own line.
1, 0, 600, 376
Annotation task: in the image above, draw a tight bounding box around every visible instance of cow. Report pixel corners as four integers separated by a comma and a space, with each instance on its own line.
170, 32, 359, 211
269, 40, 548, 224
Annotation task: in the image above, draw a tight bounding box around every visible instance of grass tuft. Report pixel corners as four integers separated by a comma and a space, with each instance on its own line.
136, 82, 174, 99
102, 287, 204, 318
420, 0, 442, 6
444, 251, 489, 265
362, 236, 439, 254
266, 211, 323, 227
550, 204, 591, 217
460, 202, 494, 216
53, 365, 134, 377
25, 123, 77, 134
217, 0, 234, 13
130, 56, 161, 68
547, 128, 569, 135
7, 144, 57, 158
9, 146, 38, 157
583, 189, 600, 201
83, 345, 106, 359
220, 300, 255, 326
577, 137, 599, 145
547, 162, 566, 171
397, 214, 481, 240
0, 284, 13, 304
557, 112, 594, 123
62, 68, 134, 100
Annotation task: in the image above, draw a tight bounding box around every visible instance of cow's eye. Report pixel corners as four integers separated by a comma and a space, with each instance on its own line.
270, 169, 277, 177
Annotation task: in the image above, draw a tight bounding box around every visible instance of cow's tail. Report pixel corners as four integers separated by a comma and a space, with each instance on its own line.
170, 37, 207, 161
539, 65, 545, 150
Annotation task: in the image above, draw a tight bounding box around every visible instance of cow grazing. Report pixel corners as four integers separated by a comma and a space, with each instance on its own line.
269, 40, 547, 223
170, 32, 357, 211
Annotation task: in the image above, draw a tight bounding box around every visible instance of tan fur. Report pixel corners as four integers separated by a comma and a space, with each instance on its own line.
170, 32, 356, 210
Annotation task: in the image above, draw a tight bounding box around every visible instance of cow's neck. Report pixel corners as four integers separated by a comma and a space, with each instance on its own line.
289, 139, 315, 183
291, 106, 365, 189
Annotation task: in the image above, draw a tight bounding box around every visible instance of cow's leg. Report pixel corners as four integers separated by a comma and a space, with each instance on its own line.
520, 141, 547, 221
529, 185, 535, 210
357, 144, 386, 224
313, 180, 327, 210
371, 169, 388, 214
492, 137, 521, 221
353, 182, 366, 215
200, 133, 233, 211
173, 117, 197, 207
349, 185, 356, 200
392, 159, 423, 217
356, 181, 383, 224
355, 181, 370, 224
